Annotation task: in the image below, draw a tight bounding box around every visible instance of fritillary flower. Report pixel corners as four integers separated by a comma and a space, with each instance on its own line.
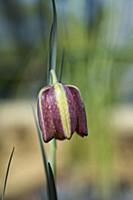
37, 69, 88, 142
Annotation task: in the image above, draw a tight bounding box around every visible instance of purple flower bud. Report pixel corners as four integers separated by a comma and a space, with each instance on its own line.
37, 70, 88, 142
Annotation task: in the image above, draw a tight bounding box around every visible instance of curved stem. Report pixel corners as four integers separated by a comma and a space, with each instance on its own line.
48, 0, 57, 178
47, 0, 57, 84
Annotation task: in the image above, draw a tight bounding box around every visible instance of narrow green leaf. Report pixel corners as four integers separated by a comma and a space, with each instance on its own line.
48, 162, 57, 200
59, 49, 65, 82
32, 106, 58, 200
1, 147, 15, 200
32, 106, 51, 199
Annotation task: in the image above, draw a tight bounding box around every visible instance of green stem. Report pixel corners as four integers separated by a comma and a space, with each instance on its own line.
50, 139, 57, 177
49, 69, 57, 178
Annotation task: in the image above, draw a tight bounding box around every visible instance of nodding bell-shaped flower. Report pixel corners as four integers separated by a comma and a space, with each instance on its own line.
37, 69, 88, 142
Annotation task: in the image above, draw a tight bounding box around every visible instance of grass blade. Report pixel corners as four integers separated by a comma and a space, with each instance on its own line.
32, 106, 50, 198
1, 147, 15, 200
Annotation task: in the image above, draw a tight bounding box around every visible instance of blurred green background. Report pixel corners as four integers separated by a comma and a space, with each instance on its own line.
0, 0, 133, 200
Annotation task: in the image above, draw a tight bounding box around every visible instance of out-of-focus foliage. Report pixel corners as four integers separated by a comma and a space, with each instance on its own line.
0, 0, 50, 98
57, 0, 133, 198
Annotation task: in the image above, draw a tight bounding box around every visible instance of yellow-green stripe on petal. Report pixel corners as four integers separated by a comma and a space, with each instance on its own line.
54, 83, 71, 138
